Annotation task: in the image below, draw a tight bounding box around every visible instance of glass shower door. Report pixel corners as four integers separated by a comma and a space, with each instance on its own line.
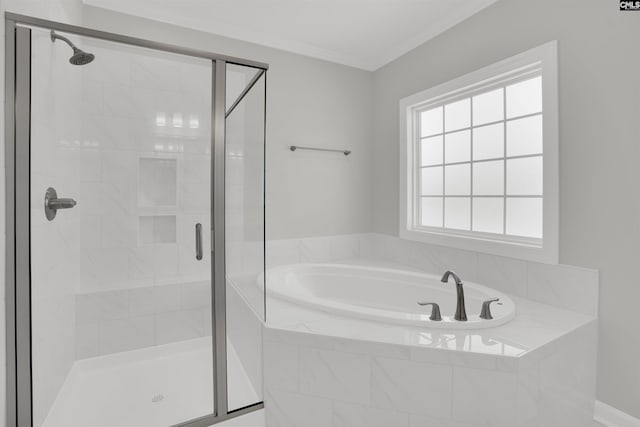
28, 26, 215, 427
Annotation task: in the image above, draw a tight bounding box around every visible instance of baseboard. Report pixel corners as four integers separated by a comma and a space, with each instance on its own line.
595, 400, 640, 427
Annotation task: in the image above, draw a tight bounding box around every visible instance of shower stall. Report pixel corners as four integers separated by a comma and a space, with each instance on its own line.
5, 14, 267, 427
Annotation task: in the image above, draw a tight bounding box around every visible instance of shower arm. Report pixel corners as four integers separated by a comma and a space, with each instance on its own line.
50, 31, 78, 49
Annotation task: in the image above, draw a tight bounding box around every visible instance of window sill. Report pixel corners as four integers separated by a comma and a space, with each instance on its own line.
399, 226, 558, 264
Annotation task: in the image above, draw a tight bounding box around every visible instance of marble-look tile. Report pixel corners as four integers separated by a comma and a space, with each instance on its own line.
537, 322, 597, 426
265, 389, 332, 427
98, 315, 154, 354
241, 241, 265, 276
517, 364, 540, 426
153, 284, 182, 313
328, 234, 361, 261
75, 322, 100, 359
153, 244, 179, 278
76, 290, 129, 324
476, 253, 527, 297
371, 357, 452, 418
263, 341, 299, 392
127, 287, 155, 317
264, 320, 411, 360
333, 401, 409, 427
79, 148, 102, 182
298, 237, 332, 263
357, 234, 383, 259
405, 242, 478, 280
266, 239, 300, 268
350, 233, 599, 317
451, 367, 518, 426
299, 348, 371, 404
101, 211, 136, 249
180, 281, 211, 309
526, 262, 598, 315
155, 309, 207, 344
410, 346, 519, 372
128, 247, 156, 284
79, 214, 101, 250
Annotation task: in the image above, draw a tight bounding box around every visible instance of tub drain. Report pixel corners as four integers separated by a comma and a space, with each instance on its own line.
151, 394, 164, 403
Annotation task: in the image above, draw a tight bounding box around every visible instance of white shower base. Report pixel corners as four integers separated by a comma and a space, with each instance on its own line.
43, 337, 259, 427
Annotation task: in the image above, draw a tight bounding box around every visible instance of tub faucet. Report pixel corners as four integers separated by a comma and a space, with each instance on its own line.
440, 270, 467, 321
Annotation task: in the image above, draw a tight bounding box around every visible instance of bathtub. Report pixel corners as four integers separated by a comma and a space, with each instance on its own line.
263, 264, 516, 329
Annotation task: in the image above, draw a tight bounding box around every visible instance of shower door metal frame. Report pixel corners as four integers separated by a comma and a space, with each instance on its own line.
4, 13, 267, 427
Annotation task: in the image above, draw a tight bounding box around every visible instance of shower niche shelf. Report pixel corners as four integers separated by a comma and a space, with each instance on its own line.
138, 157, 178, 208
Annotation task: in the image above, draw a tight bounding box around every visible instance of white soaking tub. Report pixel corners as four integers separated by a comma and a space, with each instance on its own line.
262, 264, 516, 329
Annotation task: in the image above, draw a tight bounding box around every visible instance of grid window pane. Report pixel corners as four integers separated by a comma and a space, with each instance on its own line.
420, 107, 443, 137
444, 98, 470, 132
444, 197, 471, 230
506, 197, 542, 238
506, 76, 542, 118
421, 135, 443, 166
445, 164, 470, 195
421, 197, 443, 227
473, 123, 504, 160
506, 157, 542, 195
473, 198, 504, 234
472, 88, 504, 126
412, 72, 546, 243
445, 130, 470, 163
473, 160, 504, 196
421, 167, 443, 196
506, 114, 542, 157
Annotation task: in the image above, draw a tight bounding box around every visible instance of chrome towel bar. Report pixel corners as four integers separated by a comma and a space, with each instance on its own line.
290, 145, 351, 156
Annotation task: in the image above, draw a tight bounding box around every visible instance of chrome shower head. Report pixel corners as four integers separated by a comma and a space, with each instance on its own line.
69, 47, 95, 66
50, 31, 95, 65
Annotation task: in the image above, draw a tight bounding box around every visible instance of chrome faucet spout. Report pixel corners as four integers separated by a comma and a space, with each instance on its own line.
441, 270, 467, 321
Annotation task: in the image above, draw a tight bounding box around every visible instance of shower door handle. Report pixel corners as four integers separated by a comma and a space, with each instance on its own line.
195, 223, 203, 261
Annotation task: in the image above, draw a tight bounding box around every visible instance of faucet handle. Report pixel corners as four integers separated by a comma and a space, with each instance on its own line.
417, 302, 442, 321
479, 298, 500, 320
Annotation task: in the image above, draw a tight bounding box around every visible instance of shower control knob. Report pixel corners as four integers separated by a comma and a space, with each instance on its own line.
44, 187, 77, 221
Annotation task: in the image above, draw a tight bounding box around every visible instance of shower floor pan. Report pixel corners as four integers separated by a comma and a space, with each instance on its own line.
42, 337, 258, 427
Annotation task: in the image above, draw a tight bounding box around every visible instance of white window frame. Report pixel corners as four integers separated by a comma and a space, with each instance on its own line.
399, 41, 558, 264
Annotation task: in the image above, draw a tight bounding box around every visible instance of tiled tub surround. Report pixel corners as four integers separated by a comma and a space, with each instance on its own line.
263, 233, 599, 426
264, 317, 597, 427
266, 233, 599, 317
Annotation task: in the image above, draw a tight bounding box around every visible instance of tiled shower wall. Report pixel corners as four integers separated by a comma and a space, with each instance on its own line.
78, 38, 212, 292
30, 28, 83, 426
75, 281, 211, 358
74, 56, 267, 360
74, 39, 213, 357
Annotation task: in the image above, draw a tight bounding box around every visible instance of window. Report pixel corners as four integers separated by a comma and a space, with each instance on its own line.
399, 42, 558, 263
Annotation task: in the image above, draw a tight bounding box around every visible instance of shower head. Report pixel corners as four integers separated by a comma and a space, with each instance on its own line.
50, 31, 95, 65
69, 47, 95, 66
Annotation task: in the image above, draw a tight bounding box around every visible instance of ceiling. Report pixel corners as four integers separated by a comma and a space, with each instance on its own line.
83, 0, 497, 71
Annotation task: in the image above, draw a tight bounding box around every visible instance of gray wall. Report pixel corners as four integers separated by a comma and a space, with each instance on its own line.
371, 0, 640, 418
84, 6, 374, 241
